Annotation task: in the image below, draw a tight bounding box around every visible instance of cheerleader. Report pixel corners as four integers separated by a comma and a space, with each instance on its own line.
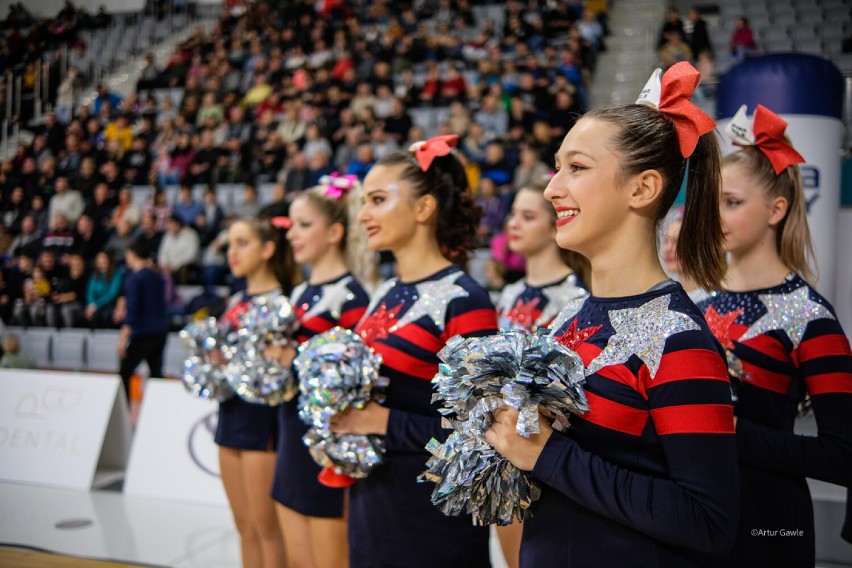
328, 135, 499, 568
701, 103, 852, 567
270, 175, 375, 568
215, 216, 298, 568
494, 177, 589, 568
486, 62, 739, 567
661, 208, 710, 304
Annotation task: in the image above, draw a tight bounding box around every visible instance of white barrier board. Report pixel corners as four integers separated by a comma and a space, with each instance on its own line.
0, 370, 131, 489
124, 378, 226, 506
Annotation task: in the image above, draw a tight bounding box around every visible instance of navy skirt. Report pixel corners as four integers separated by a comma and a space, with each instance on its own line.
215, 396, 279, 451
271, 396, 345, 518
349, 451, 490, 568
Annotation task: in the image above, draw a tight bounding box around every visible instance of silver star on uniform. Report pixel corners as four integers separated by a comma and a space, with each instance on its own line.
738, 286, 835, 348
496, 280, 525, 315
301, 276, 355, 321
391, 271, 469, 333
548, 296, 588, 334
586, 295, 700, 379
538, 276, 588, 327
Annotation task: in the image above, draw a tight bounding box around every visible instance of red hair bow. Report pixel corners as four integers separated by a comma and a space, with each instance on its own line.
271, 216, 291, 230
637, 62, 716, 158
727, 104, 805, 175
410, 134, 459, 172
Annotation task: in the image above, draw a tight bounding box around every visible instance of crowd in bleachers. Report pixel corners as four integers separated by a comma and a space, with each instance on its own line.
0, 0, 609, 331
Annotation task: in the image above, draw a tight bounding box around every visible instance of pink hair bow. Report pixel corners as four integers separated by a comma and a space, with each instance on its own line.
271, 216, 291, 230
320, 172, 359, 199
408, 134, 459, 172
636, 61, 716, 158
725, 104, 805, 175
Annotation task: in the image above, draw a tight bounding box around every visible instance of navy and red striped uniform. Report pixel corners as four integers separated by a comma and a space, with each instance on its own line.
496, 273, 587, 332
214, 289, 282, 451
527, 282, 739, 568
700, 274, 852, 567
349, 265, 498, 568
271, 273, 369, 517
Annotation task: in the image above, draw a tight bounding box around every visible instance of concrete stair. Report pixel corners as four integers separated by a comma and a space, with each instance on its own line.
589, 0, 667, 108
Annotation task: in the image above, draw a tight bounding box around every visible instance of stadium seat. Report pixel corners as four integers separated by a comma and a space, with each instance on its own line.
52, 329, 89, 371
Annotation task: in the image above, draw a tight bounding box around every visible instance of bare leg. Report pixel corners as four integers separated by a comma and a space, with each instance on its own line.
309, 515, 348, 568
219, 447, 260, 568
241, 450, 286, 568
276, 504, 315, 568
496, 522, 522, 568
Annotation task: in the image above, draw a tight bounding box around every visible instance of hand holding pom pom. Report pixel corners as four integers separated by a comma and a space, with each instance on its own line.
485, 406, 553, 472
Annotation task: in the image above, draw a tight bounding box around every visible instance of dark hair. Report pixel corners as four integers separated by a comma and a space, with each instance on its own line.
239, 216, 300, 294
722, 144, 815, 282
128, 237, 153, 260
375, 150, 481, 266
583, 104, 725, 291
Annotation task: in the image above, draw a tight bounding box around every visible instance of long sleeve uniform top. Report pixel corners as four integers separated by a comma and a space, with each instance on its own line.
699, 274, 852, 567
349, 265, 498, 568
525, 282, 739, 568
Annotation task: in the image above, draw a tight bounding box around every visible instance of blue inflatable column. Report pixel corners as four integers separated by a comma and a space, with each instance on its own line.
717, 53, 844, 300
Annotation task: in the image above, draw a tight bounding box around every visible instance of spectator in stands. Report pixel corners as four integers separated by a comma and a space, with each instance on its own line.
13, 263, 51, 326
513, 144, 550, 193
8, 214, 41, 259
258, 183, 288, 218
136, 213, 163, 260
72, 214, 101, 266
42, 213, 76, 260
85, 251, 125, 328
345, 143, 376, 181
100, 160, 124, 192
231, 184, 261, 219
118, 238, 168, 398
47, 176, 85, 225
104, 219, 136, 265
685, 8, 713, 59
144, 188, 172, 232
92, 84, 123, 118
302, 123, 333, 163
3, 253, 34, 322
50, 252, 88, 327
657, 7, 685, 49
476, 177, 511, 245
578, 9, 605, 52
475, 95, 509, 141
730, 16, 756, 63
479, 142, 513, 187
158, 215, 200, 285
74, 157, 101, 200
196, 187, 224, 245
384, 98, 413, 143
173, 185, 204, 227
84, 182, 115, 234
29, 195, 50, 233
2, 186, 28, 235
122, 137, 153, 186
0, 334, 35, 369
659, 30, 694, 70
110, 187, 142, 230
104, 113, 134, 153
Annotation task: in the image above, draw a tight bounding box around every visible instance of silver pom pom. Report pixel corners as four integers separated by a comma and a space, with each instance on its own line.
179, 317, 233, 402
419, 329, 588, 525
225, 294, 300, 405
294, 327, 388, 480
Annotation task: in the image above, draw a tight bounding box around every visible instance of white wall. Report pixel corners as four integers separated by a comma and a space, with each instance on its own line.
833, 209, 852, 334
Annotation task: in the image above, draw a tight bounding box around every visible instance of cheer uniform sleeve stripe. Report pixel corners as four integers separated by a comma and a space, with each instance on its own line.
339, 306, 367, 329
652, 349, 731, 386
741, 361, 791, 394
580, 391, 648, 436
651, 404, 735, 435
442, 308, 498, 341
372, 342, 437, 381
390, 323, 446, 354
805, 372, 852, 396
798, 333, 852, 360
